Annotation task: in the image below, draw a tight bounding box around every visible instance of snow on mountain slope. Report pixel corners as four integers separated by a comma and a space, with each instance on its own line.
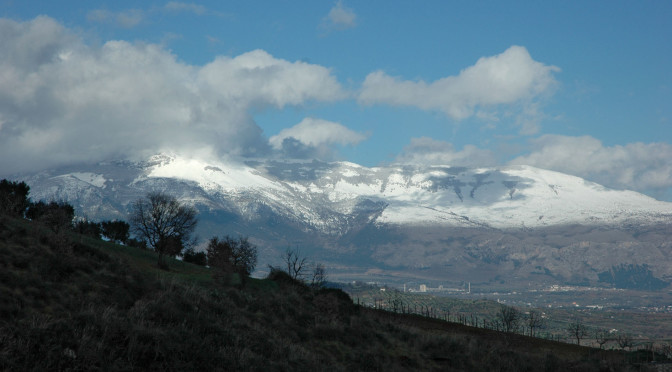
20, 153, 672, 234
16, 154, 672, 287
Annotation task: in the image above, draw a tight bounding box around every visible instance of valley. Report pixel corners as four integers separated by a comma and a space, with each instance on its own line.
344, 283, 672, 345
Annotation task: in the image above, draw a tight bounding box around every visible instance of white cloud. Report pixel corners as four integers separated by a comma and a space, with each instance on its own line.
199, 50, 346, 109
359, 46, 559, 127
510, 135, 672, 197
0, 17, 346, 175
395, 137, 496, 167
164, 2, 207, 15
269, 118, 366, 159
323, 1, 357, 31
87, 9, 144, 28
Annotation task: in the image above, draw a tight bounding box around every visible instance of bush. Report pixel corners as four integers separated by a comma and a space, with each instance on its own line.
127, 238, 147, 250
73, 220, 102, 239
26, 200, 75, 234
182, 247, 207, 266
101, 220, 130, 244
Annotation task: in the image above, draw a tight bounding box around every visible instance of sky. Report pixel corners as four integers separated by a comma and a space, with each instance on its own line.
0, 1, 671, 201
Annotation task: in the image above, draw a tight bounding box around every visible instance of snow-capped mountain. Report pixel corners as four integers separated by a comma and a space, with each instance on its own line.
17, 154, 672, 287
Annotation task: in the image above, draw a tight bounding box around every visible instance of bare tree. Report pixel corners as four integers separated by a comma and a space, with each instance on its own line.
594, 329, 610, 349
566, 320, 588, 346
616, 333, 633, 350
496, 306, 521, 333
282, 247, 308, 280
310, 263, 327, 288
130, 192, 198, 269
526, 310, 545, 337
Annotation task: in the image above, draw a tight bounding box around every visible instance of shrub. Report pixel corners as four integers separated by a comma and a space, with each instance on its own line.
182, 247, 207, 266
100, 220, 130, 244
26, 200, 75, 234
73, 220, 102, 239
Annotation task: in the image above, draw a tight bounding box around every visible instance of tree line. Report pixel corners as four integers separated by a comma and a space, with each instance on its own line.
1, 179, 130, 242
359, 286, 646, 351
1, 179, 326, 288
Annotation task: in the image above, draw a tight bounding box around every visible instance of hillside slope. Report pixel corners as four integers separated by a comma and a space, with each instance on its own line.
0, 215, 636, 371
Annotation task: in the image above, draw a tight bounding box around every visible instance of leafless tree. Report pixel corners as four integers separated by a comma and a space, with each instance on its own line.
566, 320, 588, 346
130, 192, 197, 269
616, 333, 633, 350
310, 263, 327, 288
526, 310, 545, 337
282, 247, 308, 280
496, 306, 521, 333
594, 329, 610, 349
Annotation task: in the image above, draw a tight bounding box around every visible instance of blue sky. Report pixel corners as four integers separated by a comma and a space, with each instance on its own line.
1, 1, 671, 200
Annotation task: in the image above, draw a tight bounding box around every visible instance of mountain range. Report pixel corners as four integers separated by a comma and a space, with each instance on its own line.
16, 153, 672, 288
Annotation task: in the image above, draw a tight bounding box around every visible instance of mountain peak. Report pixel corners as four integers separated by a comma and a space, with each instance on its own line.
21, 154, 672, 232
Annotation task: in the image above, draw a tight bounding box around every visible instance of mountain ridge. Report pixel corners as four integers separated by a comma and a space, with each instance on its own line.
14, 153, 672, 287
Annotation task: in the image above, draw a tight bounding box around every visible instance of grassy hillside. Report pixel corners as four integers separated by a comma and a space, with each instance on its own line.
0, 214, 654, 371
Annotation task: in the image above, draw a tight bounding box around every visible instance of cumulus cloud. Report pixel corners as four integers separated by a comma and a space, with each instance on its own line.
87, 9, 144, 28
322, 1, 357, 31
395, 137, 497, 167
0, 16, 346, 175
269, 118, 367, 159
359, 46, 559, 128
510, 135, 672, 197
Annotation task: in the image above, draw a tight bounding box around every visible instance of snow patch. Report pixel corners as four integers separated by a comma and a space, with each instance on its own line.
70, 172, 107, 188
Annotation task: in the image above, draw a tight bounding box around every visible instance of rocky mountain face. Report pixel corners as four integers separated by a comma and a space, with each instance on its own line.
17, 154, 672, 288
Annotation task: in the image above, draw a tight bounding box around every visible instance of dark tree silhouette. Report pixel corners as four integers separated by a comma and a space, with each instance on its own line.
207, 235, 257, 285
26, 200, 75, 234
310, 263, 327, 288
182, 247, 207, 266
0, 179, 30, 216
496, 305, 521, 333
567, 320, 588, 345
526, 309, 545, 337
74, 220, 102, 239
616, 333, 633, 350
101, 220, 130, 244
130, 192, 197, 269
594, 329, 610, 349
282, 247, 308, 280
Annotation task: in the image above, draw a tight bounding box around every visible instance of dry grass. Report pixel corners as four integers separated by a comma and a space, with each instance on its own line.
0, 214, 658, 371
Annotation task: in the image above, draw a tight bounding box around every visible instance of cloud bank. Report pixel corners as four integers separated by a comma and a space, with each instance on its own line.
0, 16, 345, 175
510, 135, 672, 197
359, 46, 559, 128
269, 118, 367, 159
395, 137, 496, 167
395, 135, 672, 199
